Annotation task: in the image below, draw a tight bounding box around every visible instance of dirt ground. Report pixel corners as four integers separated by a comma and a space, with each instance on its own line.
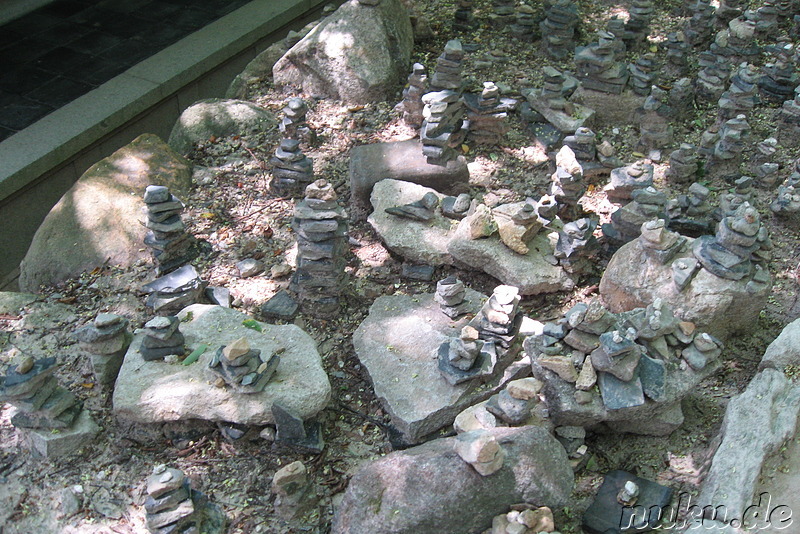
2, 0, 800, 532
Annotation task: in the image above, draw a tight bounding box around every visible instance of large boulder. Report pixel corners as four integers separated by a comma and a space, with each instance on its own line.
113, 304, 331, 425
598, 236, 771, 339
19, 134, 192, 291
168, 99, 276, 154
331, 425, 574, 534
273, 0, 413, 104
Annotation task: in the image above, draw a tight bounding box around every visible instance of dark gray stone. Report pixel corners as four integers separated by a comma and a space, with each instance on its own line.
272, 403, 324, 452
597, 371, 645, 410
260, 290, 298, 319
582, 470, 672, 534
638, 354, 666, 402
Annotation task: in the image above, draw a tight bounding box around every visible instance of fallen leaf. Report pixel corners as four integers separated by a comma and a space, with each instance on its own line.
242, 319, 263, 332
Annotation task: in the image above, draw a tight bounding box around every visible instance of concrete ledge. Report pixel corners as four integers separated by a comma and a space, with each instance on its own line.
0, 0, 329, 287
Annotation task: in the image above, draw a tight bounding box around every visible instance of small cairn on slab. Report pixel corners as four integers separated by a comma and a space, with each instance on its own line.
717, 62, 759, 123
396, 63, 428, 129
454, 430, 506, 475
574, 31, 629, 95
666, 144, 699, 184
492, 200, 544, 255
554, 218, 600, 275
270, 138, 314, 196
695, 53, 732, 104
385, 191, 440, 221
435, 276, 472, 318
549, 145, 586, 220
602, 186, 668, 245
143, 463, 226, 534
143, 185, 193, 275
605, 161, 654, 203
470, 285, 522, 350
207, 337, 279, 393
540, 0, 579, 59
751, 138, 780, 187
140, 316, 185, 361
74, 313, 131, 385
437, 325, 494, 385
290, 179, 348, 316
639, 219, 686, 264
279, 97, 314, 144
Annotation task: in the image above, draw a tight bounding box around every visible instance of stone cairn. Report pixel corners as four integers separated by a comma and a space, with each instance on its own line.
639, 219, 686, 265
385, 191, 440, 221
207, 337, 279, 393
622, 0, 655, 46
549, 145, 586, 220
271, 461, 317, 521
289, 179, 348, 316
706, 114, 750, 176
465, 82, 510, 146
668, 78, 695, 122
435, 276, 471, 318
438, 325, 489, 385
714, 176, 754, 221
492, 200, 545, 254
453, 0, 475, 32
752, 138, 780, 187
746, 1, 780, 38
279, 97, 313, 143
270, 138, 314, 196
471, 285, 522, 350
771, 171, 800, 222
574, 31, 628, 95
396, 63, 428, 129
695, 52, 732, 104
666, 144, 699, 184
554, 218, 599, 275
454, 430, 507, 476
713, 17, 759, 64
667, 182, 714, 237
777, 86, 800, 148
628, 54, 657, 96
144, 465, 198, 534
693, 202, 771, 281
143, 185, 193, 276
525, 298, 724, 411
665, 31, 690, 76
74, 313, 131, 385
716, 0, 745, 28
140, 316, 185, 361
510, 4, 538, 41
605, 161, 654, 202
602, 186, 668, 245
684, 0, 716, 47
759, 44, 797, 104
637, 86, 673, 151
540, 0, 579, 59
421, 40, 467, 166
717, 63, 758, 123
490, 0, 516, 27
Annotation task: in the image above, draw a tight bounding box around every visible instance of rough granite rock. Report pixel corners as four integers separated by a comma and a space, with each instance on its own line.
19, 134, 192, 292
598, 236, 770, 339
352, 291, 532, 443
273, 0, 413, 104
448, 220, 574, 295
168, 99, 276, 154
350, 141, 469, 220
331, 426, 573, 534
368, 179, 457, 265
113, 304, 330, 425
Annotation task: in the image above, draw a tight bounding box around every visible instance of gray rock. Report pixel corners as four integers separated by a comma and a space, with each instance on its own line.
260, 290, 298, 319
236, 258, 264, 278
273, 0, 413, 104
351, 143, 469, 220
113, 304, 330, 425
168, 99, 276, 154
352, 291, 532, 443
23, 410, 100, 458
331, 426, 573, 534
19, 135, 192, 292
760, 316, 800, 371
448, 220, 575, 295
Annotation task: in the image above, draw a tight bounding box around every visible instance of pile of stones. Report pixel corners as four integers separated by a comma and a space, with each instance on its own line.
270, 138, 314, 196
396, 63, 428, 129
771, 172, 800, 222
279, 97, 313, 143
469, 285, 522, 350
622, 0, 655, 46
540, 0, 579, 59
453, 0, 474, 32
510, 4, 538, 41
492, 200, 545, 254
549, 146, 586, 220
628, 54, 657, 95
638, 86, 674, 151
438, 324, 495, 385
421, 89, 466, 166
695, 53, 732, 104
666, 144, 699, 184
144, 465, 199, 533
667, 182, 714, 237
668, 77, 695, 121
554, 218, 600, 274
289, 180, 348, 316
207, 337, 279, 393
714, 176, 754, 220
430, 39, 465, 92
140, 316, 185, 361
605, 161, 654, 202
684, 0, 715, 46
665, 31, 690, 76
464, 82, 513, 146
751, 137, 780, 187
717, 63, 759, 123
758, 43, 797, 103
74, 313, 131, 385
777, 86, 800, 147
574, 31, 628, 94
486, 378, 543, 426
143, 185, 193, 275
639, 219, 687, 266
490, 0, 516, 26
707, 114, 751, 176
602, 186, 668, 245
435, 276, 471, 318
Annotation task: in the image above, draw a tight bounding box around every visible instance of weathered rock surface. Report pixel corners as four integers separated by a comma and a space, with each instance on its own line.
598, 237, 770, 339
448, 221, 574, 295
168, 99, 276, 154
113, 304, 330, 425
350, 141, 469, 219
19, 134, 192, 292
331, 426, 573, 534
352, 291, 531, 443
273, 0, 413, 104
368, 180, 457, 265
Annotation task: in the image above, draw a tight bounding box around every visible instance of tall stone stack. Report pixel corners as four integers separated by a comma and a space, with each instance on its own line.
684, 0, 716, 46
752, 138, 780, 187
693, 202, 767, 280
669, 78, 695, 122
713, 17, 759, 63
143, 185, 193, 276
666, 144, 699, 184
270, 139, 314, 196
290, 179, 348, 316
550, 145, 586, 220
465, 82, 509, 146
540, 0, 579, 59
628, 54, 657, 96
471, 285, 522, 350
638, 86, 674, 151
0, 355, 98, 457
74, 313, 131, 385
421, 40, 467, 166
435, 276, 471, 318
429, 39, 465, 92
708, 114, 750, 175
623, 0, 655, 46
280, 97, 313, 142
510, 4, 538, 41
144, 465, 198, 534
695, 52, 732, 104
554, 218, 599, 274
453, 0, 475, 32
574, 31, 629, 94
777, 86, 800, 148
490, 0, 516, 27
665, 32, 690, 76
747, 1, 780, 38
759, 44, 798, 104
396, 63, 429, 129
717, 63, 758, 123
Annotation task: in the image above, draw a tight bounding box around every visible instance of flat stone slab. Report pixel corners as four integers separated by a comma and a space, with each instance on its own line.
350, 140, 469, 220
448, 221, 574, 295
113, 304, 330, 425
368, 179, 458, 266
352, 291, 531, 443
23, 409, 100, 458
